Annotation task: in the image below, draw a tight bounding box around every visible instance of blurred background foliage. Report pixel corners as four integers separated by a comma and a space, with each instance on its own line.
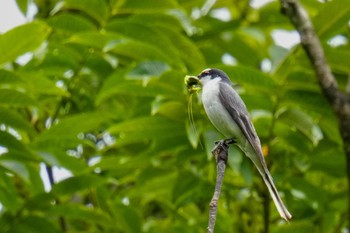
0, 0, 349, 232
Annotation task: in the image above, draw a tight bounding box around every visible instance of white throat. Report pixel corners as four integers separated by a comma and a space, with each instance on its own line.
200, 76, 221, 87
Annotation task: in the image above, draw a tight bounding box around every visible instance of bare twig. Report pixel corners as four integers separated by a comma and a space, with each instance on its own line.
207, 140, 231, 233
280, 0, 350, 228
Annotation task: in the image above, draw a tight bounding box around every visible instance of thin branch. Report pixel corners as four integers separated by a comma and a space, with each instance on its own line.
45, 165, 55, 188
44, 99, 69, 232
262, 190, 270, 233
280, 0, 350, 229
207, 140, 231, 233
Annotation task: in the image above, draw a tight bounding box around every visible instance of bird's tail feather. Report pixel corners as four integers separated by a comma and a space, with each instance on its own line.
262, 171, 292, 221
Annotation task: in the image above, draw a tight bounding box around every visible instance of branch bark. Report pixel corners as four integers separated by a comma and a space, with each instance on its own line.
280, 0, 350, 228
207, 140, 230, 233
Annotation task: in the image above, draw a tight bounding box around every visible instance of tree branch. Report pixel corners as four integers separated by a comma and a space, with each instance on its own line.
280, 0, 350, 228
207, 140, 230, 233
279, 0, 350, 114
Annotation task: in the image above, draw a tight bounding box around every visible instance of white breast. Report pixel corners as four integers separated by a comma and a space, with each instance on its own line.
200, 78, 244, 141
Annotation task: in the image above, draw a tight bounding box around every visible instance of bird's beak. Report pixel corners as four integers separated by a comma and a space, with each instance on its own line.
185, 75, 201, 94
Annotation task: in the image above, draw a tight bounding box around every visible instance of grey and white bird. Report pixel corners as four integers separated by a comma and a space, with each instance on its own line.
185, 68, 292, 221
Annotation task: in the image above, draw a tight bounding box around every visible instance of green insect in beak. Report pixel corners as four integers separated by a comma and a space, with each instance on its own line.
185, 75, 201, 94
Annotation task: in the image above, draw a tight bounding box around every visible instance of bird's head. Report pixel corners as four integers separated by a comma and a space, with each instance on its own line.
185, 68, 231, 93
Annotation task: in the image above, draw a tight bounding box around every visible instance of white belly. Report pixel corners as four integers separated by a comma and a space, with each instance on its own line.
201, 80, 245, 142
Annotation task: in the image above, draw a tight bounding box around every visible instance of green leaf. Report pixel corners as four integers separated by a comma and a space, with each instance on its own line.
127, 61, 171, 81
281, 90, 333, 117
313, 0, 350, 39
36, 150, 87, 174
106, 20, 185, 69
275, 124, 313, 154
67, 31, 124, 49
0, 131, 27, 152
257, 1, 290, 28
0, 89, 37, 107
17, 71, 70, 97
112, 0, 179, 14
107, 39, 176, 66
172, 171, 211, 207
7, 216, 59, 233
224, 32, 264, 66
48, 13, 97, 33
132, 167, 175, 200
32, 112, 111, 150
0, 21, 51, 65
96, 73, 180, 105
272, 221, 314, 233
289, 177, 327, 206
0, 170, 23, 212
0, 70, 23, 85
95, 154, 150, 178
203, 130, 222, 160
318, 115, 342, 144
38, 44, 81, 74
0, 107, 34, 134
271, 46, 299, 80
0, 158, 29, 181
50, 203, 110, 223
240, 93, 275, 112
109, 116, 178, 135
62, 0, 109, 26
217, 65, 278, 92
0, 152, 43, 193
310, 144, 345, 177
155, 26, 205, 72
108, 116, 185, 147
23, 193, 55, 211
277, 107, 323, 145
52, 174, 105, 195
284, 69, 319, 92
128, 13, 183, 31
185, 119, 201, 149
15, 0, 29, 15
250, 111, 272, 139
151, 98, 186, 120
113, 204, 142, 233
324, 47, 350, 74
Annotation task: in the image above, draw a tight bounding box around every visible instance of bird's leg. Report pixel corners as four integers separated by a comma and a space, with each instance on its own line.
212, 138, 236, 162
213, 138, 236, 148
223, 138, 236, 145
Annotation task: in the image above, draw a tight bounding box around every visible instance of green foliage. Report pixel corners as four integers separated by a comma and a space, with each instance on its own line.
0, 0, 348, 232
0, 21, 51, 65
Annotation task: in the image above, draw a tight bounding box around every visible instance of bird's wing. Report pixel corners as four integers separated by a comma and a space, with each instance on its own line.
218, 82, 264, 159
219, 83, 292, 221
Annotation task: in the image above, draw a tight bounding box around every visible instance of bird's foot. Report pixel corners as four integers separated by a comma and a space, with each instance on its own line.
212, 138, 236, 161
214, 138, 236, 147
224, 138, 237, 145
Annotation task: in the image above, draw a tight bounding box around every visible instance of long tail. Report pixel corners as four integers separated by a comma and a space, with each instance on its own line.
262, 170, 292, 221
239, 143, 292, 220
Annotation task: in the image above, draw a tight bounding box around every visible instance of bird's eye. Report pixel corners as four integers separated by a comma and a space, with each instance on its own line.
198, 69, 212, 79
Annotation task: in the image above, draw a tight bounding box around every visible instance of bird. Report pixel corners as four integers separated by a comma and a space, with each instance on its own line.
185, 68, 292, 221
